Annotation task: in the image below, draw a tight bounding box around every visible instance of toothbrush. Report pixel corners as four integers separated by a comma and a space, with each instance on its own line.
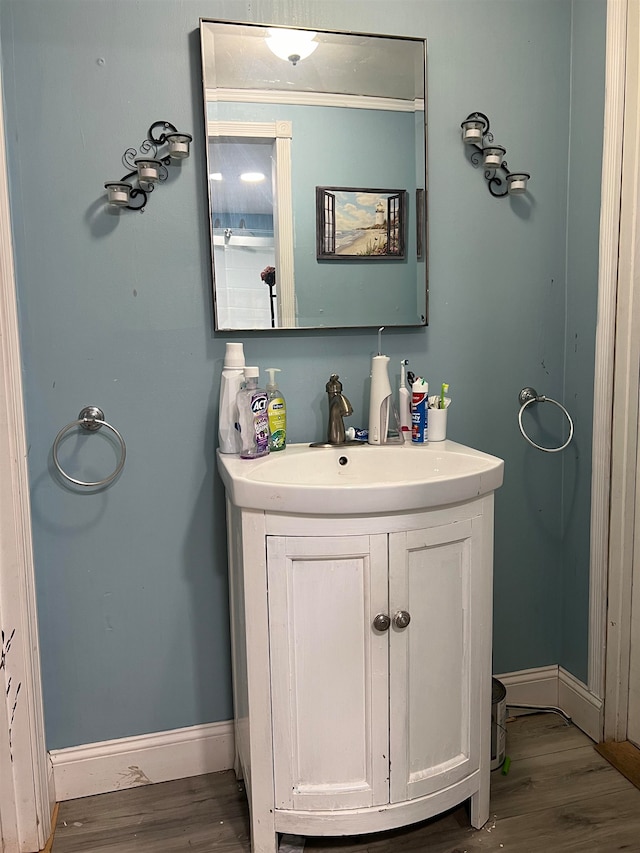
399, 360, 411, 435
440, 383, 449, 409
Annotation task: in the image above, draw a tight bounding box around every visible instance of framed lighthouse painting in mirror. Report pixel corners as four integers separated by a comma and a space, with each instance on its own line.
316, 186, 406, 260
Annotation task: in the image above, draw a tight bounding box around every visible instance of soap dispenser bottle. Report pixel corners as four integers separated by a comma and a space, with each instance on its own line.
368, 328, 393, 445
265, 367, 287, 451
236, 366, 269, 459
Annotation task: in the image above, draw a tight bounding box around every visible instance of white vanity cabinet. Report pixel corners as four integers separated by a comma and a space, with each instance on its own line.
223, 495, 495, 853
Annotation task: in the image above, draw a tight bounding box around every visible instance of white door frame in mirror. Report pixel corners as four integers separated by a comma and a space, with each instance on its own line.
208, 120, 294, 329
0, 67, 52, 852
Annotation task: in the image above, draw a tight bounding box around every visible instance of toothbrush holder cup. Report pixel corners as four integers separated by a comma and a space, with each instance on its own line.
428, 407, 448, 442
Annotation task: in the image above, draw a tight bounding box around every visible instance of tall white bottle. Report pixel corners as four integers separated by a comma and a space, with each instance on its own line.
218, 342, 245, 454
368, 354, 392, 445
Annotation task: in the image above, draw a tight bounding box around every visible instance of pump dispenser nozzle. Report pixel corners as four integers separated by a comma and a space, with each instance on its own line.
265, 367, 281, 390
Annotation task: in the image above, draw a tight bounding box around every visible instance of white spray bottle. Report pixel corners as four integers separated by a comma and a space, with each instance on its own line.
368, 327, 392, 445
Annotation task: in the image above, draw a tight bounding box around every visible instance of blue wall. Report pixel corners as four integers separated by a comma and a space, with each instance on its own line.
0, 0, 604, 749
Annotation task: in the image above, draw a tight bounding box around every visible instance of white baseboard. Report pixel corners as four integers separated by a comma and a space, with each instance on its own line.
496, 665, 560, 710
50, 720, 235, 802
49, 666, 604, 802
558, 667, 603, 742
495, 665, 603, 742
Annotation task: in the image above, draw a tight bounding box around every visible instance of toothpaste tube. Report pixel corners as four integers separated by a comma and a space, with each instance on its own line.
411, 377, 429, 443
345, 427, 369, 441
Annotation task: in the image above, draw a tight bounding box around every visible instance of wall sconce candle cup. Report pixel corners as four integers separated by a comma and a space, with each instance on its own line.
461, 112, 530, 198
104, 121, 192, 212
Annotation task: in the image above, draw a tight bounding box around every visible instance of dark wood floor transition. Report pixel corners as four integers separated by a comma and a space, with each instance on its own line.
50, 714, 640, 853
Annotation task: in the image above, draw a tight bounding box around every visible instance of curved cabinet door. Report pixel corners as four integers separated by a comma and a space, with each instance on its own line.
388, 517, 486, 803
267, 534, 389, 811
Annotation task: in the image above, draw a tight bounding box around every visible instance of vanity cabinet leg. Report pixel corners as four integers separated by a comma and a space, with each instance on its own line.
248, 817, 278, 853
469, 783, 490, 829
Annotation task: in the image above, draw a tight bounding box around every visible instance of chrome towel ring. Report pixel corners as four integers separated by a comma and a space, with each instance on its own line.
53, 406, 126, 487
518, 387, 574, 453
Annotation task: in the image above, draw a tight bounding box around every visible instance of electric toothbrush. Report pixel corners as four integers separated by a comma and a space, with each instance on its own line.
399, 360, 411, 438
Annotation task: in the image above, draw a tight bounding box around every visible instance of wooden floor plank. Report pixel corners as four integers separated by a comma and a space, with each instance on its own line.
502, 712, 591, 760
489, 743, 633, 817
301, 784, 640, 853
54, 772, 250, 853
52, 715, 640, 853
461, 788, 640, 853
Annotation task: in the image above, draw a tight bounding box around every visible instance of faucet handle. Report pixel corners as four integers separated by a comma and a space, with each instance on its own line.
326, 374, 343, 395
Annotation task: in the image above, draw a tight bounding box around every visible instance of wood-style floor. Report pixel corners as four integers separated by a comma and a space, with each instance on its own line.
51, 715, 640, 853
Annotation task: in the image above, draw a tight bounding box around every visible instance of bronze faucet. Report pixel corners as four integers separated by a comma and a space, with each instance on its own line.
325, 374, 353, 445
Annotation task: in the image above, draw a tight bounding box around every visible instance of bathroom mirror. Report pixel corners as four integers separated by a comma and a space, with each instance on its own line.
200, 20, 428, 330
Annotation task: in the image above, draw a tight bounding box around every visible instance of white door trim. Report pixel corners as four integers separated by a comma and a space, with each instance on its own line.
587, 0, 628, 728
604, 0, 640, 741
0, 67, 52, 851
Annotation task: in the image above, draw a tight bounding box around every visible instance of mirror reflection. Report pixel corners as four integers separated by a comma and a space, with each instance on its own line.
200, 20, 428, 330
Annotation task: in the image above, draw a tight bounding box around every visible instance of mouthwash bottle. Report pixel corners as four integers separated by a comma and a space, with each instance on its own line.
236, 367, 269, 459
265, 367, 287, 451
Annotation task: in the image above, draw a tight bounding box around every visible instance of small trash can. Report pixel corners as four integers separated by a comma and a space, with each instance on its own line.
491, 677, 507, 771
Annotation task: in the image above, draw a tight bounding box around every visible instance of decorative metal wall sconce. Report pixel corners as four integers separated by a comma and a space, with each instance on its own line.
104, 121, 192, 212
460, 112, 530, 198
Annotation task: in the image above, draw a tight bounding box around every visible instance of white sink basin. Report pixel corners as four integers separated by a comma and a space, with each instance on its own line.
217, 440, 504, 515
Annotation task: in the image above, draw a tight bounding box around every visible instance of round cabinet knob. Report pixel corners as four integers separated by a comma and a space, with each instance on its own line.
373, 613, 391, 632
394, 610, 411, 629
